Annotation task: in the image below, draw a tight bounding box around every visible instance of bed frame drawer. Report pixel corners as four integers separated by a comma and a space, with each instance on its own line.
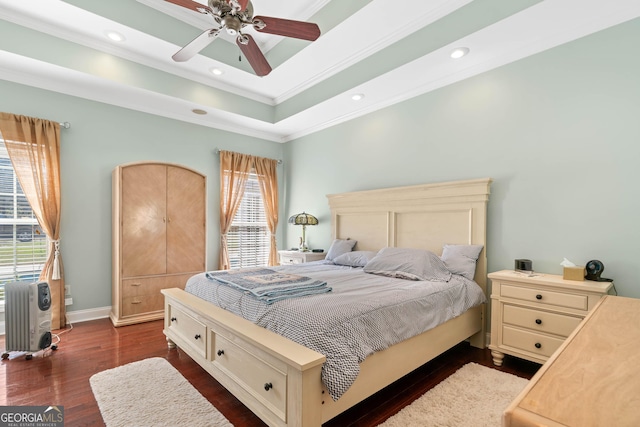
211, 334, 288, 422
166, 303, 207, 358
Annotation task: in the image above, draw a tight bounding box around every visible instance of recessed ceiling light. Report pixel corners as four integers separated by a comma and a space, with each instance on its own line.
105, 31, 125, 42
192, 109, 207, 115
351, 94, 364, 101
450, 47, 470, 59
210, 68, 224, 76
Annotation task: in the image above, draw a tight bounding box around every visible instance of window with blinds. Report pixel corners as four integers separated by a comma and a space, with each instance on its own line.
227, 171, 269, 269
0, 141, 47, 302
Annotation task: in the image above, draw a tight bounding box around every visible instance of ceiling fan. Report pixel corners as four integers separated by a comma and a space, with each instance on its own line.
165, 0, 321, 76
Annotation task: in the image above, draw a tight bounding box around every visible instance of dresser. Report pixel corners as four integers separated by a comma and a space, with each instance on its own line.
278, 250, 326, 265
488, 270, 612, 366
503, 295, 640, 427
111, 162, 206, 327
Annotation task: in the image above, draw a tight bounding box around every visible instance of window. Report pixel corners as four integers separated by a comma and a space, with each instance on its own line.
226, 171, 269, 269
0, 141, 47, 302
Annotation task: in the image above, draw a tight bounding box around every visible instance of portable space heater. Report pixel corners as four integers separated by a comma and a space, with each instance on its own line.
2, 281, 54, 360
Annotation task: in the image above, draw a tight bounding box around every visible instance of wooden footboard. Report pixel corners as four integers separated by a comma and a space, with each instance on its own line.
162, 288, 326, 427
163, 287, 484, 427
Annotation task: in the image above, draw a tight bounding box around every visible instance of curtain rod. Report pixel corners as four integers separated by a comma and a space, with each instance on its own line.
214, 148, 282, 164
59, 122, 70, 129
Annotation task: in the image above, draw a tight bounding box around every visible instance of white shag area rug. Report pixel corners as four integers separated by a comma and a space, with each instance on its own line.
90, 357, 233, 427
378, 363, 528, 427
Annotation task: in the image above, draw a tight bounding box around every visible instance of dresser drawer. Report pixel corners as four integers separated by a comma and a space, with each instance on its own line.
279, 255, 302, 265
166, 303, 207, 358
502, 325, 564, 358
122, 274, 193, 297
211, 334, 287, 422
503, 304, 583, 337
501, 284, 588, 311
122, 293, 164, 316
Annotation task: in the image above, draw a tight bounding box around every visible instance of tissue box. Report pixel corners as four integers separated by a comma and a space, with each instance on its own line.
563, 266, 585, 281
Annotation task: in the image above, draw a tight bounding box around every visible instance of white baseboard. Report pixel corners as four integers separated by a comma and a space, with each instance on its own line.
65, 306, 111, 325
0, 306, 112, 336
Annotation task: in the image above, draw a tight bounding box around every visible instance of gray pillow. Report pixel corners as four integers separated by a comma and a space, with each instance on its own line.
325, 239, 357, 261
441, 244, 484, 280
332, 251, 378, 267
364, 247, 452, 282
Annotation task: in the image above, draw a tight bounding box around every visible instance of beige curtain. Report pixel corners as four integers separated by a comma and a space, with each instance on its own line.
0, 113, 65, 329
218, 150, 252, 270
254, 157, 279, 266
218, 151, 280, 269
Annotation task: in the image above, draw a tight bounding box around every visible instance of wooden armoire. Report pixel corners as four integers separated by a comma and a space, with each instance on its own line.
110, 162, 206, 327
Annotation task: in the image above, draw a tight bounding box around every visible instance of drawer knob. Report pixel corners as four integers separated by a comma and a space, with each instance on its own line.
536, 294, 542, 300
264, 382, 273, 391
217, 350, 224, 356
535, 319, 542, 325
535, 342, 542, 349
170, 317, 177, 322
194, 334, 201, 340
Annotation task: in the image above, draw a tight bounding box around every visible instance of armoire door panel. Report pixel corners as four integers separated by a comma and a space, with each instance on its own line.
121, 164, 168, 277
166, 166, 206, 274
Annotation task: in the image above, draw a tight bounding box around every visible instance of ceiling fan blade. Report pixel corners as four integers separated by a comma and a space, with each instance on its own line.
253, 16, 320, 41
172, 29, 220, 62
237, 34, 272, 77
164, 0, 212, 14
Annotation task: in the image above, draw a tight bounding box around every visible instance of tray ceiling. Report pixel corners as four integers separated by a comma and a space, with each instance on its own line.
1, 0, 639, 142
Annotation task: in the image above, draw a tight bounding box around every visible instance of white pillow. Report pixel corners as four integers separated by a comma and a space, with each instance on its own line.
325, 239, 357, 261
441, 244, 484, 280
332, 251, 378, 267
364, 247, 452, 282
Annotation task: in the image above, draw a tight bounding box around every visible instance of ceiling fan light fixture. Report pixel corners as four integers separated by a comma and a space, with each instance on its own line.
223, 15, 242, 35
451, 47, 470, 59
105, 30, 125, 42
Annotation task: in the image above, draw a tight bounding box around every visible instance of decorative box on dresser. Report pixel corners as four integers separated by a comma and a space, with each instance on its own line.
488, 270, 612, 366
111, 162, 206, 327
278, 250, 326, 265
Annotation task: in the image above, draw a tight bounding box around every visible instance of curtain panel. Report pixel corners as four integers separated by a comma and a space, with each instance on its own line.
0, 112, 65, 329
218, 150, 279, 269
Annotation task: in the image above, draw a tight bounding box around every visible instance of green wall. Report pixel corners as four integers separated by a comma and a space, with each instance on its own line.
0, 85, 284, 311
1, 18, 639, 318
283, 19, 640, 298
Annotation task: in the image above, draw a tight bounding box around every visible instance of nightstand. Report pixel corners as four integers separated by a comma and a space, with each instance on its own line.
278, 250, 326, 265
488, 270, 613, 366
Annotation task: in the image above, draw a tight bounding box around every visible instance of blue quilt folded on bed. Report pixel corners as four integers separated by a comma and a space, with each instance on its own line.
205, 268, 331, 304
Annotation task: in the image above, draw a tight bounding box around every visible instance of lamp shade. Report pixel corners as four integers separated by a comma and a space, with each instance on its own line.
288, 212, 318, 226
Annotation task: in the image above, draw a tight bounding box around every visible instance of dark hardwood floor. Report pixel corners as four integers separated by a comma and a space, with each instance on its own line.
0, 318, 540, 426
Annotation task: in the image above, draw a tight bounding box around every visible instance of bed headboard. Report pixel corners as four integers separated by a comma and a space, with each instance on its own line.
326, 178, 492, 293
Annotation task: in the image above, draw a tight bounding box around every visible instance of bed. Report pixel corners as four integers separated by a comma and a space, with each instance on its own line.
162, 177, 492, 427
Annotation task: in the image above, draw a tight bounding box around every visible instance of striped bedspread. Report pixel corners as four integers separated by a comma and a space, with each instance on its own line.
186, 261, 485, 400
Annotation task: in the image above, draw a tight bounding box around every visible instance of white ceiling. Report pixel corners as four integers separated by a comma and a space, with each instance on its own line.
1, 0, 639, 142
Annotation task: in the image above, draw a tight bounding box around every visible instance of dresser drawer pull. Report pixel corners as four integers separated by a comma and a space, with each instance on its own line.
217, 349, 224, 356
170, 317, 177, 322
535, 342, 542, 349
536, 294, 542, 300
131, 300, 142, 304
130, 282, 141, 287
264, 382, 273, 391
194, 334, 201, 340
535, 319, 542, 325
